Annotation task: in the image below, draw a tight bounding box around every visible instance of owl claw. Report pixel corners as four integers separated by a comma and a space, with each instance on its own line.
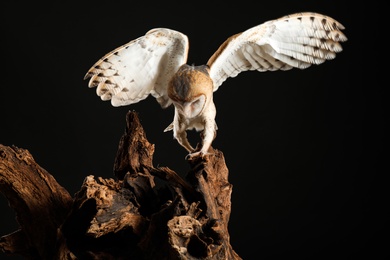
185, 151, 210, 160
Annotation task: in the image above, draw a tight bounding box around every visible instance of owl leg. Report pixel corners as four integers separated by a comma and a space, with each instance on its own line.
186, 120, 217, 160
174, 129, 195, 154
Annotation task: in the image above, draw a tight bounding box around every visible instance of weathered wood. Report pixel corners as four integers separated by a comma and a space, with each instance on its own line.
0, 145, 73, 259
1, 111, 241, 259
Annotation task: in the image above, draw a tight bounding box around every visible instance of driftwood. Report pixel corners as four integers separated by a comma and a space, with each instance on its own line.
0, 110, 241, 259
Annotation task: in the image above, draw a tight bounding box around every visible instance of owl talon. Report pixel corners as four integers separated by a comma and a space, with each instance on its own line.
185, 151, 210, 160
185, 152, 199, 160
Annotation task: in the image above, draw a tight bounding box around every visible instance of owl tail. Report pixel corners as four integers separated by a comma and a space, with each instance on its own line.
164, 123, 174, 132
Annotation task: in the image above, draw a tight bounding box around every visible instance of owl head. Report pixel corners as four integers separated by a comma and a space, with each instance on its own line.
168, 64, 214, 119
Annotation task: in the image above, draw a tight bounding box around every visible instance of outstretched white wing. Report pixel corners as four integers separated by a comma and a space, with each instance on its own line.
84, 28, 189, 108
207, 12, 347, 91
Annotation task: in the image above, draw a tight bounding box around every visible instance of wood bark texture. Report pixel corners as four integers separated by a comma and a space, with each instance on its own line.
0, 110, 241, 260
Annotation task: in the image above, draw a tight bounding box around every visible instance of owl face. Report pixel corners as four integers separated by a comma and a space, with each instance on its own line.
172, 94, 206, 119
168, 64, 213, 118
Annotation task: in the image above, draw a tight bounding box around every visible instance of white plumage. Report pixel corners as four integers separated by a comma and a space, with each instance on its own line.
86, 28, 189, 108
84, 12, 347, 159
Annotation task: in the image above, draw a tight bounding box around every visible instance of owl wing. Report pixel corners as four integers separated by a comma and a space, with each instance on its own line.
84, 28, 189, 108
207, 12, 347, 91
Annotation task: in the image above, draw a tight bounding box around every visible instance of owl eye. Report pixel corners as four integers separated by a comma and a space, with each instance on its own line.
188, 95, 206, 117
192, 98, 202, 106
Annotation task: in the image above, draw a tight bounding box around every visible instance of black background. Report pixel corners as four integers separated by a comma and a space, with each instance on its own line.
0, 1, 383, 259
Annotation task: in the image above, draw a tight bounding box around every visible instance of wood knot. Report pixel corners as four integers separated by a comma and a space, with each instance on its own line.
170, 216, 200, 238
0, 149, 6, 158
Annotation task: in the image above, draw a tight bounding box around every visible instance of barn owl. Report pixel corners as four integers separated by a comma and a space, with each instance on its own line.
84, 12, 347, 159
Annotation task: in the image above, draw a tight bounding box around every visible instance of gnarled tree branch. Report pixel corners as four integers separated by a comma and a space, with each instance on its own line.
1, 111, 241, 260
